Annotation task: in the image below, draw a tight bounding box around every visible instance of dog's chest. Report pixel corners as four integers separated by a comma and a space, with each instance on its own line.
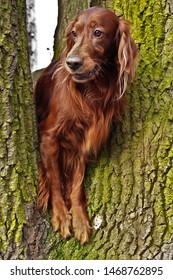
81, 113, 111, 156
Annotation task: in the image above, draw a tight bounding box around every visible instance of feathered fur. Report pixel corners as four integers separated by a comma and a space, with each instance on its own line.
35, 6, 137, 243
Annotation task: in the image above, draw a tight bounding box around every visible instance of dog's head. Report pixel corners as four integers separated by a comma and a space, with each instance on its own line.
64, 6, 137, 92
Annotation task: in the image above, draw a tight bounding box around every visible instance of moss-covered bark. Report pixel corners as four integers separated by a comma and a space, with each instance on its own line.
110, 0, 173, 259
0, 0, 45, 259
44, 0, 173, 259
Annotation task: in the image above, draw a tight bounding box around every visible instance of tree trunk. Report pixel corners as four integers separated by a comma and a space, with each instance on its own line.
0, 0, 45, 259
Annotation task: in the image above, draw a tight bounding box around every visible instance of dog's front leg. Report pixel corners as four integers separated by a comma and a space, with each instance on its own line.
69, 158, 91, 244
39, 134, 72, 239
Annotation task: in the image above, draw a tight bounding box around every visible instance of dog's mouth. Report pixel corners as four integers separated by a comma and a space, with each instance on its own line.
72, 65, 100, 82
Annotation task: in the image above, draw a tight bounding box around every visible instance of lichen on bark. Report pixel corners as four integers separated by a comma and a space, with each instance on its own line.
0, 0, 40, 259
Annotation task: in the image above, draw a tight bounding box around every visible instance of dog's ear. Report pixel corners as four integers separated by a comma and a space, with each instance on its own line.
116, 19, 138, 98
64, 16, 78, 55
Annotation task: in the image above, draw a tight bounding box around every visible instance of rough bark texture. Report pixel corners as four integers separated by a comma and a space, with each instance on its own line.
0, 0, 45, 259
45, 0, 173, 259
109, 0, 173, 259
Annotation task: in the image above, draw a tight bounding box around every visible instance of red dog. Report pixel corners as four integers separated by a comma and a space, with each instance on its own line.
35, 6, 137, 243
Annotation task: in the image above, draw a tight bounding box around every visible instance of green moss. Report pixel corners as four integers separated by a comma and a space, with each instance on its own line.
0, 0, 38, 258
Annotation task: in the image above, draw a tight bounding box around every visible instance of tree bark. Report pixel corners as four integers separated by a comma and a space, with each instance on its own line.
0, 0, 46, 259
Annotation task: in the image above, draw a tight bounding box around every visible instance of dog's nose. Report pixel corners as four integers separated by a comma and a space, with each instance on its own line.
66, 55, 83, 71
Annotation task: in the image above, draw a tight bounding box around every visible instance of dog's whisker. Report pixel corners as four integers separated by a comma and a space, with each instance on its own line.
93, 58, 116, 68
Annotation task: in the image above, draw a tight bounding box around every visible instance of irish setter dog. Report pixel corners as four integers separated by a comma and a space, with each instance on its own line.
35, 6, 137, 243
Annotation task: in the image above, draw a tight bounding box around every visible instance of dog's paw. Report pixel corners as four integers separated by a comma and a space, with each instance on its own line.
52, 210, 72, 239
71, 206, 91, 244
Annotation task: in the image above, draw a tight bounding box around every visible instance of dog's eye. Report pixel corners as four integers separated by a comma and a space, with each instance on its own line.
93, 29, 102, 38
71, 30, 77, 37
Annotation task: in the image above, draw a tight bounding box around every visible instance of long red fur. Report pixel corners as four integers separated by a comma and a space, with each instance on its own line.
35, 6, 137, 243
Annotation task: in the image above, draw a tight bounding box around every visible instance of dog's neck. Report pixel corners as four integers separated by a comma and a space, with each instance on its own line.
74, 69, 119, 104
